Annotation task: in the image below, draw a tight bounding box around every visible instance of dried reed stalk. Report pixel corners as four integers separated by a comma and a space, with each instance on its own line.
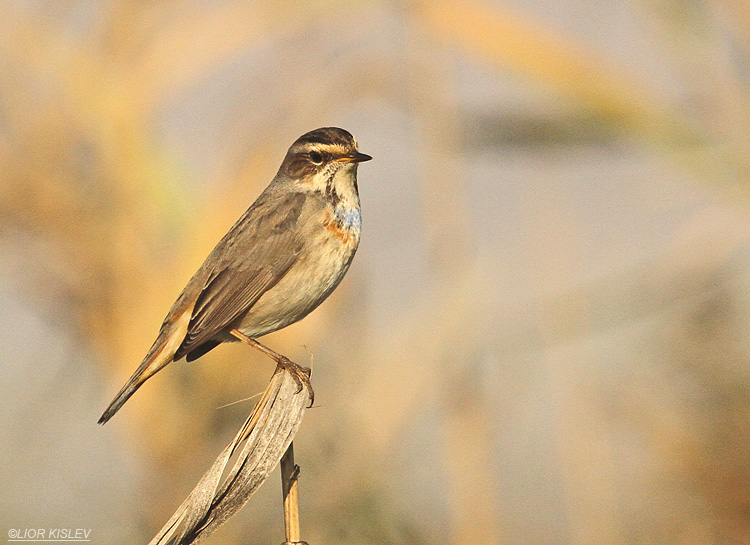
148, 365, 311, 545
280, 443, 308, 545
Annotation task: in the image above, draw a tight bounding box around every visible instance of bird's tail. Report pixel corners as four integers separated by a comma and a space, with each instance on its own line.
98, 302, 194, 425
98, 348, 173, 425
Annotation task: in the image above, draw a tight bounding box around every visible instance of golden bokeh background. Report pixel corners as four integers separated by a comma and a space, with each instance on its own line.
3, 1, 750, 544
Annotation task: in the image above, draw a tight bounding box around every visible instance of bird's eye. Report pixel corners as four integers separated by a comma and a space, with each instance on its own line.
309, 151, 324, 164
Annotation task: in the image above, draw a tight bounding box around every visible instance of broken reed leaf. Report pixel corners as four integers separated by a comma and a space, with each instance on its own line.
148, 365, 311, 545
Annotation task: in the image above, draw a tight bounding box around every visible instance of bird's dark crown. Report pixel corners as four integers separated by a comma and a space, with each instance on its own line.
294, 127, 357, 149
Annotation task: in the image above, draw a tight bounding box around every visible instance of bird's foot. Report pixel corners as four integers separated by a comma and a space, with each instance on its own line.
227, 330, 314, 406
276, 356, 314, 407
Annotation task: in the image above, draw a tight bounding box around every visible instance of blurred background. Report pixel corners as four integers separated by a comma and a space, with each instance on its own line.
3, 0, 750, 544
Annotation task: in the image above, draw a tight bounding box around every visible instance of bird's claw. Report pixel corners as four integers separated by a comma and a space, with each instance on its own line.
276, 357, 314, 407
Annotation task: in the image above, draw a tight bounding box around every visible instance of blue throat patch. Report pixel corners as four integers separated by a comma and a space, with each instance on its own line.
335, 206, 362, 231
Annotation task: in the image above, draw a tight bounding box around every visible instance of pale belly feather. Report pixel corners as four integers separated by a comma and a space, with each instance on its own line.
235, 207, 360, 338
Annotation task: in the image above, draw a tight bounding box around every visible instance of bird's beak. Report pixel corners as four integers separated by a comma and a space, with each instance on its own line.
335, 151, 372, 163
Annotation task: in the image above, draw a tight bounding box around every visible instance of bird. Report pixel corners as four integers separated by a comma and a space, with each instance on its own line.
98, 127, 371, 424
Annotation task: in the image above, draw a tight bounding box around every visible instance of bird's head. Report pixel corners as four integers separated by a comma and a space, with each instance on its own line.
277, 127, 371, 196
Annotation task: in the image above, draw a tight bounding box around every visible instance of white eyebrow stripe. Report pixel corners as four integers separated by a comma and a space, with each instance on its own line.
310, 143, 350, 154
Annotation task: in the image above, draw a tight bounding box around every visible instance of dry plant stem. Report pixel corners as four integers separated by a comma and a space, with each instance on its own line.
147, 364, 311, 545
281, 442, 307, 545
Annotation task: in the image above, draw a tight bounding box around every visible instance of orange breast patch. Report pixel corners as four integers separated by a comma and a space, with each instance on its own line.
323, 210, 355, 244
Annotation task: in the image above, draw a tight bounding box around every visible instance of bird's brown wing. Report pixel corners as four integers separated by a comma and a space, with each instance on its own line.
173, 189, 307, 361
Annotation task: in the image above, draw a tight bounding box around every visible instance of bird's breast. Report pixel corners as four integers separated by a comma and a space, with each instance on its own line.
323, 204, 361, 247
234, 202, 360, 338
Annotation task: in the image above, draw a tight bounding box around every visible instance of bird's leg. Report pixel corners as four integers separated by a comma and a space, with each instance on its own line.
229, 329, 314, 406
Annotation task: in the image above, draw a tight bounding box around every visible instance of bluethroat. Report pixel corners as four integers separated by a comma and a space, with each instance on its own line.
99, 127, 371, 424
